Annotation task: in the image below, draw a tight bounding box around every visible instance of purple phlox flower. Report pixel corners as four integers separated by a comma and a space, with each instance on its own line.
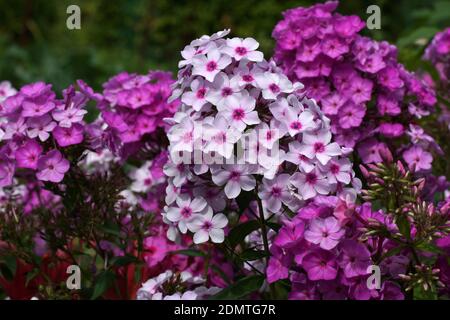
211, 164, 256, 199
223, 37, 264, 62
304, 216, 344, 250
402, 145, 432, 172
52, 123, 84, 147
36, 149, 70, 183
220, 93, 260, 131
15, 139, 43, 169
291, 168, 331, 200
338, 239, 372, 278
186, 209, 228, 244
258, 174, 292, 213
0, 157, 15, 187
302, 248, 338, 281
192, 49, 232, 82
26, 114, 57, 142
298, 129, 342, 165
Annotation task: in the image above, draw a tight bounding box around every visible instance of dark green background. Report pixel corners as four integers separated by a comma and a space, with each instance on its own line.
0, 0, 449, 92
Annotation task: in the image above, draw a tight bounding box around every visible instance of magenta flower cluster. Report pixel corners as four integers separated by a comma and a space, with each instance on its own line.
272, 1, 438, 173
97, 71, 179, 158
0, 81, 93, 185
268, 197, 405, 300
424, 27, 450, 84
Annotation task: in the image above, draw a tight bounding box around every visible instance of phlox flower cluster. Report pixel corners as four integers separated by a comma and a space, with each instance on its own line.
272, 1, 438, 174
268, 197, 406, 300
96, 71, 179, 159
162, 29, 359, 245
0, 80, 94, 186
424, 27, 450, 85
137, 270, 220, 300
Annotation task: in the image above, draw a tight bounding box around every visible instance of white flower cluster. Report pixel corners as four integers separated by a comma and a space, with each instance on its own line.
162, 30, 360, 244
136, 270, 220, 300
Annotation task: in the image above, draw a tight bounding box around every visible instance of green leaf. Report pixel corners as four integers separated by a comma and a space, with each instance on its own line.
227, 220, 261, 248
416, 242, 445, 255
100, 222, 122, 237
211, 275, 264, 300
381, 245, 405, 260
396, 215, 411, 239
413, 284, 438, 300
111, 255, 139, 267
397, 27, 439, 48
170, 249, 206, 257
91, 270, 115, 300
25, 269, 40, 287
0, 256, 17, 280
211, 265, 231, 285
240, 249, 267, 261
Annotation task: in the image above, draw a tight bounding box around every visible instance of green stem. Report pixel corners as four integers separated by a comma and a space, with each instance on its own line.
255, 182, 276, 299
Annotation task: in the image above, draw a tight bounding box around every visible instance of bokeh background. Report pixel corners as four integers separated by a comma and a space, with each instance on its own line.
1, 0, 449, 92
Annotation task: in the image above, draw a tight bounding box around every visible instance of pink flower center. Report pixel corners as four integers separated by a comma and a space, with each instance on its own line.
290, 121, 302, 130
330, 164, 340, 174
242, 74, 254, 82
213, 132, 226, 144
235, 46, 247, 56
221, 87, 232, 97
232, 108, 245, 121
266, 130, 273, 141
269, 83, 280, 93
181, 206, 193, 218
196, 87, 206, 99
183, 131, 193, 143
271, 186, 282, 198
206, 61, 218, 72
202, 221, 213, 231
298, 154, 309, 162
144, 178, 152, 186
229, 171, 241, 181
305, 172, 317, 184
314, 142, 325, 153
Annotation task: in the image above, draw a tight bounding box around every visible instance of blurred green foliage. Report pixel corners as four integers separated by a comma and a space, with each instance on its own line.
0, 0, 449, 92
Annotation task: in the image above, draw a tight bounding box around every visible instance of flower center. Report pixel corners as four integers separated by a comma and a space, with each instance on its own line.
213, 132, 226, 144
242, 74, 253, 82
330, 164, 340, 174
180, 206, 192, 218
235, 46, 247, 56
232, 108, 245, 120
269, 83, 280, 93
271, 186, 282, 198
305, 172, 317, 184
290, 121, 302, 130
202, 221, 213, 231
221, 87, 232, 97
183, 131, 193, 143
229, 171, 241, 181
206, 61, 217, 72
196, 88, 206, 99
314, 142, 325, 153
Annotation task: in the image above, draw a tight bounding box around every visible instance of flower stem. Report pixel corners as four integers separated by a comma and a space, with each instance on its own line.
255, 182, 276, 299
